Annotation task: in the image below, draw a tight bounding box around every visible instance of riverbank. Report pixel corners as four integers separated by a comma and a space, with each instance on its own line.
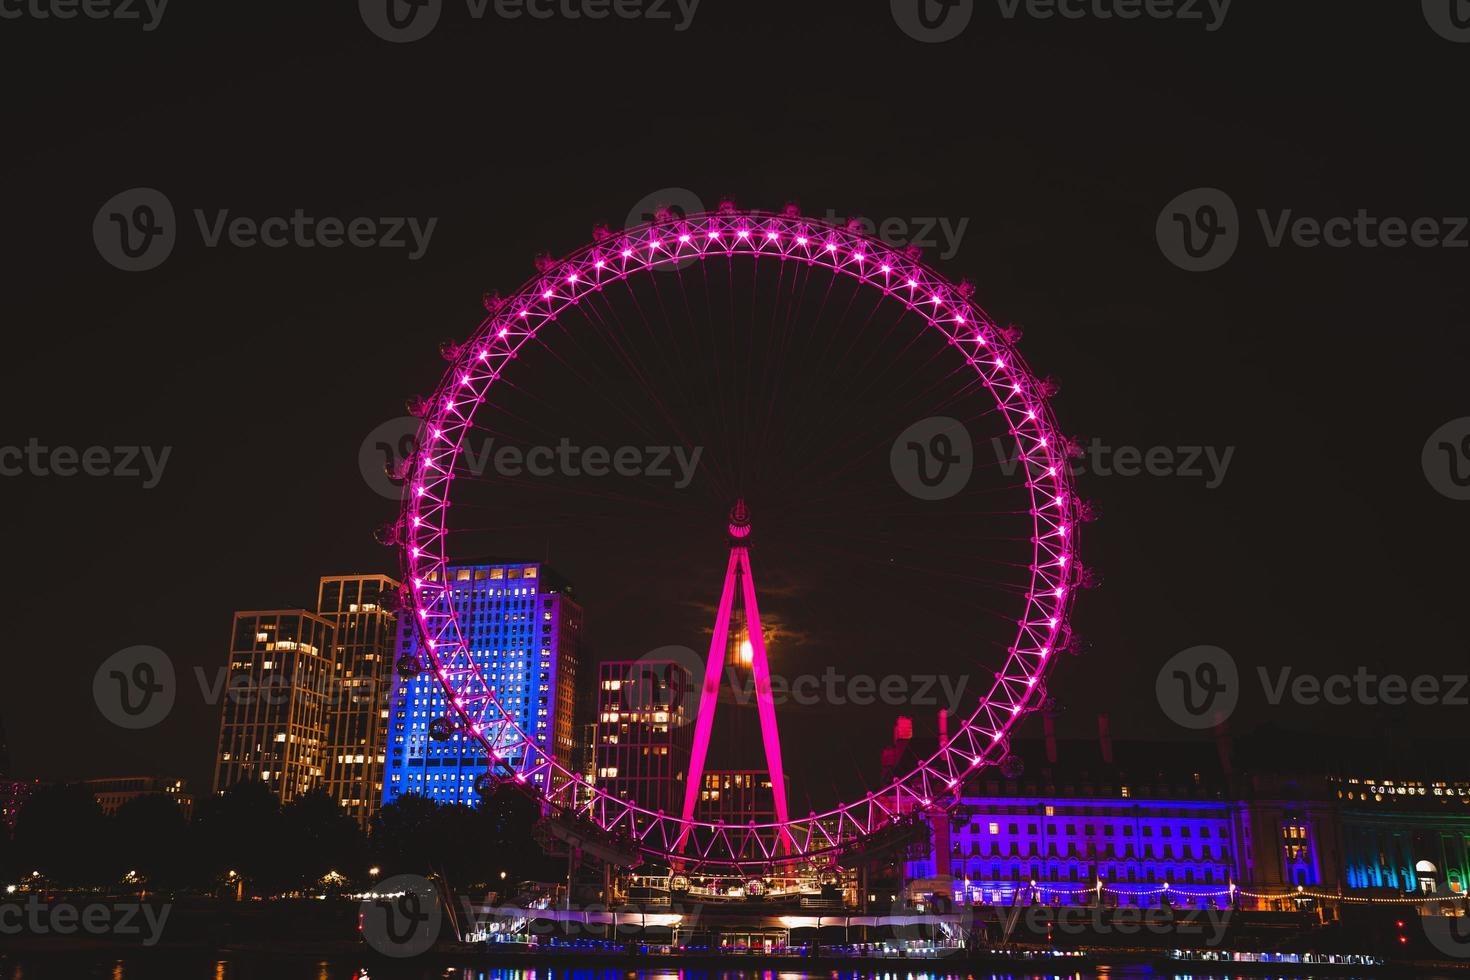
3, 938, 1447, 978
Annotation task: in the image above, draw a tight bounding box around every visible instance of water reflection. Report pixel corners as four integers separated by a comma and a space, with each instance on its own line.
0, 960, 1410, 980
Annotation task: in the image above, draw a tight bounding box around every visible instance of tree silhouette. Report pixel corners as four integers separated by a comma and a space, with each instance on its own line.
368, 792, 441, 878
0, 811, 12, 880
190, 781, 285, 894
279, 789, 367, 890
369, 788, 558, 892
113, 792, 190, 889
12, 783, 113, 885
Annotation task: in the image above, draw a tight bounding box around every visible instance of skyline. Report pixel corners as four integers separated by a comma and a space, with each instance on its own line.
4, 0, 1469, 851
6, 0, 1470, 971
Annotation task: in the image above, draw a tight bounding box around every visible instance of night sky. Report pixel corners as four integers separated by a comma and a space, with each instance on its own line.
3, 1, 1467, 802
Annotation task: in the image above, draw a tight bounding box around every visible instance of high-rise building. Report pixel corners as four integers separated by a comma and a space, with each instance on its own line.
212, 609, 335, 804
316, 574, 400, 826
383, 562, 582, 807
594, 659, 694, 814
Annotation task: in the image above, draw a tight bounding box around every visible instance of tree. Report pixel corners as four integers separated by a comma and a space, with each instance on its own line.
112, 793, 190, 889
368, 792, 441, 879
369, 788, 558, 893
190, 781, 284, 893
479, 784, 559, 885
0, 815, 12, 881
279, 789, 367, 890
12, 783, 113, 886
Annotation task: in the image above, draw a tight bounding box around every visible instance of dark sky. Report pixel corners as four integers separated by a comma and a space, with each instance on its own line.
2, 1, 1467, 803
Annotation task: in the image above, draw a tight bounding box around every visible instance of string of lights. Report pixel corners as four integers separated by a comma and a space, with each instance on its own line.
968, 879, 1470, 905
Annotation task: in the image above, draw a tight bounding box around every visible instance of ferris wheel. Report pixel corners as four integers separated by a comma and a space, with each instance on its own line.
392, 201, 1081, 873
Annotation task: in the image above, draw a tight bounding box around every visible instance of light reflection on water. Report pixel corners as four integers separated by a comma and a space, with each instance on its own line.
0, 959, 1402, 980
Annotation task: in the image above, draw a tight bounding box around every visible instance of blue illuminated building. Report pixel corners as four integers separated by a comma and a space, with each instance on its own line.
383, 562, 582, 807
1332, 775, 1470, 896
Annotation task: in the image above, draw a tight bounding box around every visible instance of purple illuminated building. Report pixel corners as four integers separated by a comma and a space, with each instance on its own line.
900, 718, 1470, 910
903, 718, 1253, 908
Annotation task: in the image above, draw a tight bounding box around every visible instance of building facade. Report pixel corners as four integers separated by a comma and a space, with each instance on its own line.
594, 659, 694, 814
901, 724, 1470, 911
316, 573, 400, 826
1231, 771, 1343, 893
1333, 775, 1470, 896
82, 776, 194, 820
383, 562, 582, 807
911, 761, 1247, 908
212, 609, 335, 804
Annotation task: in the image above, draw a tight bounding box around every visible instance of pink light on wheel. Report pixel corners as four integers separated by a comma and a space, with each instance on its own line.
398, 204, 1080, 873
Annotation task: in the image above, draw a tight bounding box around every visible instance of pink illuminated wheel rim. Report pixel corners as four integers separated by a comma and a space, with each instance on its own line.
401, 205, 1079, 872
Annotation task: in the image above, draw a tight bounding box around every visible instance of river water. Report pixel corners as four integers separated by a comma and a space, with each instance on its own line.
0, 957, 1424, 980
